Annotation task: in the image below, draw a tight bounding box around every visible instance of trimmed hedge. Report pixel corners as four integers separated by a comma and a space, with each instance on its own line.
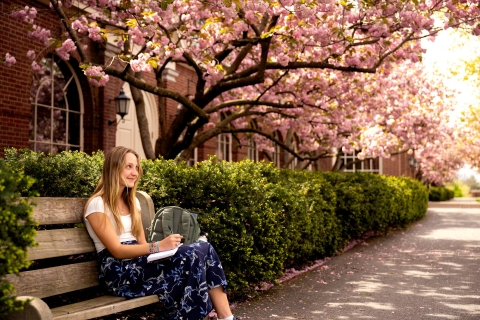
0, 160, 37, 316
3, 148, 429, 300
429, 186, 454, 201
141, 158, 286, 298
272, 169, 341, 269
4, 148, 103, 197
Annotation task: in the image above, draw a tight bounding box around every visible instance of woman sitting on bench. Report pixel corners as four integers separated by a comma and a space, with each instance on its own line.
84, 146, 239, 320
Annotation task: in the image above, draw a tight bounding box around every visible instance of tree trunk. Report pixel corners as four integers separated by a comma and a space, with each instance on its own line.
332, 153, 343, 171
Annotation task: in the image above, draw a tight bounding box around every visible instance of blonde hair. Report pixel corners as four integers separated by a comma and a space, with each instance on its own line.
87, 146, 144, 239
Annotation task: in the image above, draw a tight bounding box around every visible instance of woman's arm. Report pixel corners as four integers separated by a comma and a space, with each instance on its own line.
86, 212, 183, 259
136, 218, 147, 245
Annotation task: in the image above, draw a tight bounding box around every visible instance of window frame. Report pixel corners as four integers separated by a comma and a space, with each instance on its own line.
29, 55, 83, 153
216, 133, 232, 161
340, 150, 382, 173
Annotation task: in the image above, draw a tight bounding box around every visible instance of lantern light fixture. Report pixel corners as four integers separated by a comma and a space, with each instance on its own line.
408, 156, 419, 169
108, 89, 131, 125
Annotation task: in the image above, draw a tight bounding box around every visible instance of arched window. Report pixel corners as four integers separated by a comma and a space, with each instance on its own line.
29, 54, 83, 153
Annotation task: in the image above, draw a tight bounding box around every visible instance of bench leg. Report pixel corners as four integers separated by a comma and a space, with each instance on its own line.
4, 296, 52, 320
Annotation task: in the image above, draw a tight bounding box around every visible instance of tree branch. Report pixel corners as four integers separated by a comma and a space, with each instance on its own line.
104, 66, 209, 122
204, 99, 296, 113
50, 0, 88, 63
225, 128, 326, 162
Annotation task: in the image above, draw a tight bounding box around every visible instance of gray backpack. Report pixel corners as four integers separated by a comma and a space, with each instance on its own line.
147, 206, 201, 245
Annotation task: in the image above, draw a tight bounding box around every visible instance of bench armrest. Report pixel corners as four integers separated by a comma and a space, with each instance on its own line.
4, 296, 52, 320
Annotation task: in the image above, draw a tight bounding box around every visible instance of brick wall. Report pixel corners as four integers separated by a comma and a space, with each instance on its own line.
0, 0, 126, 156
0, 0, 56, 155
382, 152, 416, 179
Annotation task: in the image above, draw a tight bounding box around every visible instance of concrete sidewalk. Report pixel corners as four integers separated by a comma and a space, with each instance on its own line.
232, 198, 480, 319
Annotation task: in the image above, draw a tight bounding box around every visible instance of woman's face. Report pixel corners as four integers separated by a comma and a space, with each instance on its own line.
120, 152, 139, 188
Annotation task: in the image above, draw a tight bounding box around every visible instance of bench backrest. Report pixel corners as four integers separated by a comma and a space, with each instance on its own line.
6, 191, 155, 299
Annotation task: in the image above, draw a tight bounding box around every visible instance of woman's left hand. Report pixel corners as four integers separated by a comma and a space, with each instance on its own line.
162, 234, 184, 250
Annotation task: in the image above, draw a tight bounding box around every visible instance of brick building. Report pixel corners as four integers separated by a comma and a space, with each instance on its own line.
0, 0, 417, 179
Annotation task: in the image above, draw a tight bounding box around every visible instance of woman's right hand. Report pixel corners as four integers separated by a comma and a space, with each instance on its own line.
162, 234, 184, 250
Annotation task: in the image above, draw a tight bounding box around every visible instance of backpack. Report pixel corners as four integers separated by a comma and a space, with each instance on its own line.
147, 206, 201, 245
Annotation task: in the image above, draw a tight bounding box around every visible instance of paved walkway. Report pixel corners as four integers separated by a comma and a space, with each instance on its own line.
233, 198, 480, 319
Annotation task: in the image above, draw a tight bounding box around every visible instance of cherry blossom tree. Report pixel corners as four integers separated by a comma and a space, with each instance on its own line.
7, 0, 480, 184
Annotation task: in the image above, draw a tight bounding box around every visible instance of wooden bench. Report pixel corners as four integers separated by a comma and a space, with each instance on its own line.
5, 191, 159, 320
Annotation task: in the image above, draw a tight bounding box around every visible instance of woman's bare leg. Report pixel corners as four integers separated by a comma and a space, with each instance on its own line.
209, 286, 233, 319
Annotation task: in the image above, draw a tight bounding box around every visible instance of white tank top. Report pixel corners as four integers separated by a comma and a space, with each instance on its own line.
84, 196, 140, 252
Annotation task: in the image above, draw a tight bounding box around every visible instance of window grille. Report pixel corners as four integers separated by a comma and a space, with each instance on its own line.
340, 151, 381, 173
29, 54, 83, 153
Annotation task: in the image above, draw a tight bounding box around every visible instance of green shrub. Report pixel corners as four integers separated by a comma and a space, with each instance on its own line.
385, 176, 428, 227
4, 148, 103, 197
0, 160, 37, 317
429, 186, 454, 201
271, 169, 341, 268
324, 172, 394, 236
452, 183, 463, 197
140, 158, 286, 299
3, 149, 430, 300
324, 172, 428, 238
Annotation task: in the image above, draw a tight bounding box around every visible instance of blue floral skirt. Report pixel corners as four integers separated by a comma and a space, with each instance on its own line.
97, 241, 228, 320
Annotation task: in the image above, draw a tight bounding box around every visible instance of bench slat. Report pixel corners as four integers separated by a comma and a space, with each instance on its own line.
6, 261, 99, 298
32, 197, 88, 225
51, 295, 159, 320
28, 228, 95, 261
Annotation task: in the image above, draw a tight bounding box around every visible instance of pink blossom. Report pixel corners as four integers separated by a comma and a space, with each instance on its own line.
62, 0, 73, 7
130, 53, 153, 72
55, 39, 77, 60
28, 25, 51, 45
205, 122, 216, 129
84, 66, 110, 86
276, 53, 289, 67
129, 27, 146, 46
11, 6, 37, 24
88, 26, 104, 42
160, 36, 170, 46
72, 16, 89, 33
26, 50, 36, 60
3, 53, 16, 67
32, 61, 45, 75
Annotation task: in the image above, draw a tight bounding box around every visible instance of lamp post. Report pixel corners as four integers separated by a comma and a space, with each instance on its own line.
108, 89, 131, 125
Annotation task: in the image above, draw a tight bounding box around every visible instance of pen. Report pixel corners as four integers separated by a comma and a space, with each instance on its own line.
168, 225, 173, 234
